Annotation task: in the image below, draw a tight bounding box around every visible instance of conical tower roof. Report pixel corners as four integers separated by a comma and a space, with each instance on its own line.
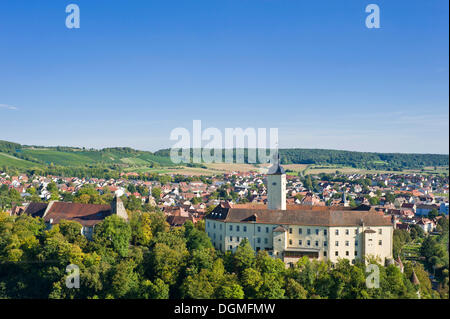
267, 153, 285, 175
396, 256, 404, 273
411, 270, 420, 286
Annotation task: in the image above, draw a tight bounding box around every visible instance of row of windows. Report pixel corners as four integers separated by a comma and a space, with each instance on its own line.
288, 227, 358, 236
208, 233, 223, 241
289, 239, 326, 247
331, 240, 382, 246
210, 234, 382, 247
209, 223, 384, 236
289, 228, 383, 236
335, 240, 359, 247
207, 222, 271, 233
228, 236, 272, 245
229, 225, 272, 233
289, 228, 327, 236
209, 233, 273, 246
322, 251, 359, 257
286, 239, 373, 247
216, 236, 373, 247
286, 239, 384, 249
209, 223, 222, 230
228, 236, 247, 242
336, 228, 383, 236
334, 251, 358, 257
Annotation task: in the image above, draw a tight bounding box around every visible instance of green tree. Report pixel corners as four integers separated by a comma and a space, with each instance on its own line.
428, 209, 439, 219
151, 187, 161, 200
109, 259, 140, 298
124, 195, 142, 211
93, 215, 132, 257
184, 221, 213, 251
141, 278, 169, 299
410, 224, 425, 240
215, 274, 244, 299
181, 269, 215, 298
233, 239, 256, 274
129, 212, 153, 246
385, 192, 396, 204
57, 220, 88, 249
285, 278, 307, 299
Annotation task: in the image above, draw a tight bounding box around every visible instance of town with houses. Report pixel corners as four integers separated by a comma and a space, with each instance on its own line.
2, 167, 448, 241
0, 0, 448, 306
0, 160, 449, 299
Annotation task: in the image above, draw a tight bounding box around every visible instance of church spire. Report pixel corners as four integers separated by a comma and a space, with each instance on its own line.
267, 151, 285, 175
266, 150, 286, 210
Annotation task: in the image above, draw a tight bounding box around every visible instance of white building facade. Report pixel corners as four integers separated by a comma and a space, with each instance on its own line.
205, 161, 394, 265
206, 209, 393, 265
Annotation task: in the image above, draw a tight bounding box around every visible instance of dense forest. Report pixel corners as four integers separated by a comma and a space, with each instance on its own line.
156, 148, 449, 170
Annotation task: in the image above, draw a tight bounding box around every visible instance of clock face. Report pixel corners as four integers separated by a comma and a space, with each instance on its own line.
272, 182, 277, 186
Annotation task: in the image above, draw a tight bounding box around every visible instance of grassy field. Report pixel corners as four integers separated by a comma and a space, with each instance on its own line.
121, 162, 447, 177
123, 166, 220, 176
205, 163, 261, 172
123, 163, 261, 176
0, 152, 40, 169
20, 149, 96, 166
122, 162, 279, 176
420, 166, 449, 175
285, 164, 450, 176
120, 157, 152, 166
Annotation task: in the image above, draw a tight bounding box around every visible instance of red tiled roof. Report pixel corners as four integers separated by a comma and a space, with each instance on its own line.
24, 202, 48, 218
207, 205, 392, 227
44, 202, 112, 227
166, 215, 194, 227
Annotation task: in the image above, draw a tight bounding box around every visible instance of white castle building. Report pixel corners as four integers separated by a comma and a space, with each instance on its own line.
205, 159, 393, 265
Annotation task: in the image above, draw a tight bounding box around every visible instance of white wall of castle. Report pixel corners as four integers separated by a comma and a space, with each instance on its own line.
206, 219, 393, 264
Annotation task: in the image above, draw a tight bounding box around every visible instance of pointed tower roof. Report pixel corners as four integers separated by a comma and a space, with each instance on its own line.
396, 256, 403, 268
396, 256, 404, 273
411, 270, 420, 286
267, 152, 285, 175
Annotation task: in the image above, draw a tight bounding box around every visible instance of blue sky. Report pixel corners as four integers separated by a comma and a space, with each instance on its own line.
0, 0, 448, 154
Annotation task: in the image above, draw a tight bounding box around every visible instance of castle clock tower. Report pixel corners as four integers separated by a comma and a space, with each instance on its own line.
267, 154, 286, 210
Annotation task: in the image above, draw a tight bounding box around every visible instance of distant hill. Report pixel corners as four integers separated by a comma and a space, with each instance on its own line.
0, 140, 175, 177
154, 148, 449, 171
1, 140, 448, 176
